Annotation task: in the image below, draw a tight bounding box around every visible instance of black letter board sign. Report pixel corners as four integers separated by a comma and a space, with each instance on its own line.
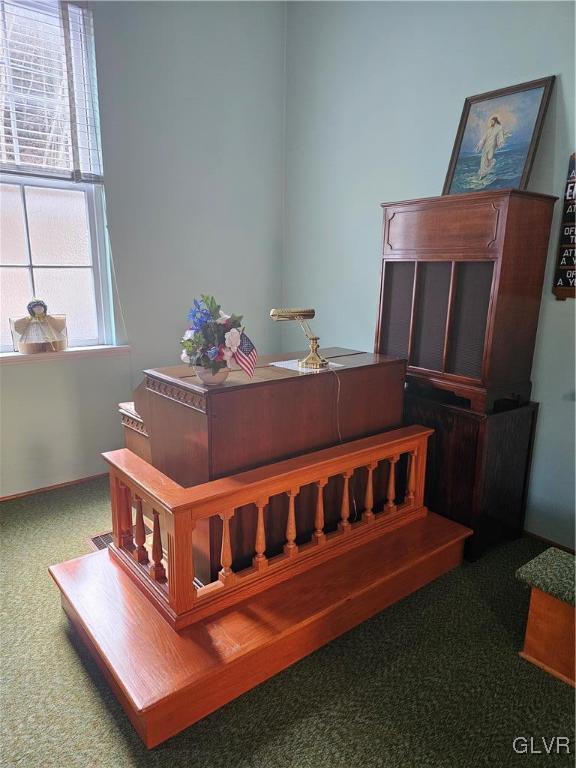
552, 152, 575, 300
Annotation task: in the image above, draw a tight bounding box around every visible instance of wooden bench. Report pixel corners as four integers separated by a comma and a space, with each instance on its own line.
517, 548, 575, 687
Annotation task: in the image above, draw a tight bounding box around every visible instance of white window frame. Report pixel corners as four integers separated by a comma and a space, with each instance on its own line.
0, 171, 115, 351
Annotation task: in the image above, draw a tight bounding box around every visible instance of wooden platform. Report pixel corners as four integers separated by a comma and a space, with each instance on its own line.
50, 512, 470, 748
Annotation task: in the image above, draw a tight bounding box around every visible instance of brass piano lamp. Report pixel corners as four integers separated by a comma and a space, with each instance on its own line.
269, 308, 328, 369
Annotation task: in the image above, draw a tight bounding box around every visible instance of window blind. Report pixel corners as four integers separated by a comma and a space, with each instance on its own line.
0, 0, 103, 181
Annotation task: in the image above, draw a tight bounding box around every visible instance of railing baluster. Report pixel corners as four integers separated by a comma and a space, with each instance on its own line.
386, 456, 399, 511
313, 479, 328, 544
405, 451, 416, 505
253, 498, 268, 571
219, 509, 237, 585
363, 462, 377, 522
166, 512, 196, 613
120, 483, 134, 551
284, 488, 298, 557
149, 510, 166, 582
110, 475, 125, 548
133, 496, 149, 564
338, 471, 352, 532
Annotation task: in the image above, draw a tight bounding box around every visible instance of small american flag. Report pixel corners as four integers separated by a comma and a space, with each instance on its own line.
234, 332, 258, 378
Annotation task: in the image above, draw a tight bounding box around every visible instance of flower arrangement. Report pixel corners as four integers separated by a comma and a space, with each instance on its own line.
180, 295, 257, 380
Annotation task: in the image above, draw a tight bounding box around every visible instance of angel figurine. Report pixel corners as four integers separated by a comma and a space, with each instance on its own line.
10, 299, 68, 354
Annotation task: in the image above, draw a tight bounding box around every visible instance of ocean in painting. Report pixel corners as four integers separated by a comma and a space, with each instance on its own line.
449, 143, 529, 193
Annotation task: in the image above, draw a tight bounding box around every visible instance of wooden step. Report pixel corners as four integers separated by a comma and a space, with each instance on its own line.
49, 512, 471, 748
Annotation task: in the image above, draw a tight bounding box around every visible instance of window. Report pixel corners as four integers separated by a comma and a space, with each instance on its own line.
0, 0, 113, 352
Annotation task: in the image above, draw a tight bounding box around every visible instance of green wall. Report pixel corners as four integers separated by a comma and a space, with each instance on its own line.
0, 354, 131, 495
92, 1, 287, 379
282, 1, 575, 547
1, 1, 287, 497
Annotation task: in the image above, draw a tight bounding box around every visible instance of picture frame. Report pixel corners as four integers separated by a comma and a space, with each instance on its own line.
443, 76, 555, 195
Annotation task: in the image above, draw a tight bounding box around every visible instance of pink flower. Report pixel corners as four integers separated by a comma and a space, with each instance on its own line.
225, 328, 241, 352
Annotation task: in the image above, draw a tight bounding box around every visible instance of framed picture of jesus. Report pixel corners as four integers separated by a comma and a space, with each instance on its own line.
443, 76, 555, 195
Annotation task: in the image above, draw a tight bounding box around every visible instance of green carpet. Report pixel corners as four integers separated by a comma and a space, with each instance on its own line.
1, 478, 574, 768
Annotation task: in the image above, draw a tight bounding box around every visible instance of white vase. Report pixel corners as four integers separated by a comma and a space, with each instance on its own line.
194, 366, 229, 386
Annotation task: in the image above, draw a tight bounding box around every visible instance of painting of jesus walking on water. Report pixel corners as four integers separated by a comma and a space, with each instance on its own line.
443, 77, 555, 195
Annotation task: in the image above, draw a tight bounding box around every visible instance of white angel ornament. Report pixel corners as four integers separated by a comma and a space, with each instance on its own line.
10, 299, 68, 354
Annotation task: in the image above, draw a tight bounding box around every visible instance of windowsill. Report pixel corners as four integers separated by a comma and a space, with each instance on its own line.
0, 344, 131, 365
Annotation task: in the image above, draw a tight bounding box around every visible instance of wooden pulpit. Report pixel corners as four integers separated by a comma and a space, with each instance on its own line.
120, 347, 406, 583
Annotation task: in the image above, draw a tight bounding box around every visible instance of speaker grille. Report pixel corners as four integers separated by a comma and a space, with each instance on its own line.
411, 262, 451, 371
447, 261, 494, 379
379, 261, 415, 358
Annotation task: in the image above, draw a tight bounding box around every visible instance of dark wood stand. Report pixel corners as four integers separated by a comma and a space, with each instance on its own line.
404, 392, 538, 558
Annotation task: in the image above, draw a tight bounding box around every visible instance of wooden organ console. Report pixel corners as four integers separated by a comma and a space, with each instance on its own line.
376, 189, 557, 557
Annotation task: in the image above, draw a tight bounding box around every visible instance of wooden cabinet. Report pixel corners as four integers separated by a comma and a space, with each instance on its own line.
376, 189, 556, 411
404, 394, 538, 558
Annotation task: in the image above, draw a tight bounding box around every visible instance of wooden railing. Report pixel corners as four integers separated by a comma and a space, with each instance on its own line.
103, 425, 432, 630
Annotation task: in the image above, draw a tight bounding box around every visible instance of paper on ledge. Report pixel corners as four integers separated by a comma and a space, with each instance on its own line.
269, 359, 343, 373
